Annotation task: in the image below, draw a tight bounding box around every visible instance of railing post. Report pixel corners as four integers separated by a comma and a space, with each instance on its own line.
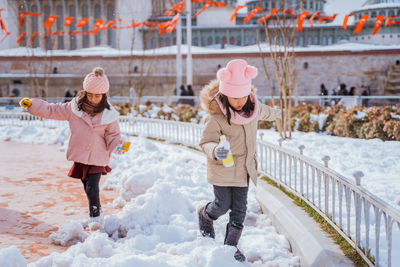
353, 171, 363, 186
298, 145, 305, 155
259, 132, 264, 141
353, 171, 364, 247
278, 138, 283, 147
322, 155, 330, 168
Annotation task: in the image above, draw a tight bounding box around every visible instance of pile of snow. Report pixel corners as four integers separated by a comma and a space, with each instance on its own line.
0, 128, 299, 266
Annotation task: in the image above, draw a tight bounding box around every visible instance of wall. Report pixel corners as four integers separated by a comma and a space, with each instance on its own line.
0, 49, 399, 98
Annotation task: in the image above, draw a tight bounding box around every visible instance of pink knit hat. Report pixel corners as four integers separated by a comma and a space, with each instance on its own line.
83, 67, 109, 94
217, 59, 258, 98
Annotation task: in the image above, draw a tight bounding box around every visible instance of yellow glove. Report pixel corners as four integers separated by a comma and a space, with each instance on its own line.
122, 142, 131, 152
20, 98, 32, 108
117, 139, 131, 153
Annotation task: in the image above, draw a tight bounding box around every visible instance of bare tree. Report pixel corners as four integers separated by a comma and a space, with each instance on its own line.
259, 0, 304, 139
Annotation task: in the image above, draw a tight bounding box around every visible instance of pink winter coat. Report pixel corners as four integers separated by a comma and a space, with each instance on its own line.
27, 98, 121, 167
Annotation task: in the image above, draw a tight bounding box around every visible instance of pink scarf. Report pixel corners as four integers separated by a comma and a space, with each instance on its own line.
215, 93, 258, 125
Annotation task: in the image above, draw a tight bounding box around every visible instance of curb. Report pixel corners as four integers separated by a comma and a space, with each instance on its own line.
256, 178, 354, 267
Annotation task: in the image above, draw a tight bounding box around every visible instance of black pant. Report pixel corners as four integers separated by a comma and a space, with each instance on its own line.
206, 184, 249, 229
81, 173, 101, 217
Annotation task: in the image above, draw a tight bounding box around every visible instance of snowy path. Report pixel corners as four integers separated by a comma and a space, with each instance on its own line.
0, 132, 300, 266
0, 141, 119, 263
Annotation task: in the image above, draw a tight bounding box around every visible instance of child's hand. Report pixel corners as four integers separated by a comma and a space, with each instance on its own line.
117, 139, 131, 153
121, 142, 131, 152
20, 98, 32, 108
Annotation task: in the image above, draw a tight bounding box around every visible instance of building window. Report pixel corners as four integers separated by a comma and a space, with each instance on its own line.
313, 36, 319, 45
31, 5, 39, 47
299, 36, 304, 46
201, 36, 206, 46
328, 35, 333, 45
82, 4, 89, 48
95, 4, 101, 46
69, 5, 77, 50
107, 4, 115, 47
371, 11, 376, 18
322, 36, 327, 45
166, 37, 171, 46
159, 37, 164, 47
308, 36, 312, 45
215, 36, 220, 44
18, 4, 26, 46
236, 36, 241, 46
44, 5, 52, 50
56, 5, 64, 50
389, 10, 395, 16
193, 37, 198, 46
337, 35, 342, 42
207, 36, 212, 46
230, 36, 235, 45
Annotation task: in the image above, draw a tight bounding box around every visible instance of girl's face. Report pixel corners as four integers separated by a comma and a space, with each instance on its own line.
86, 92, 103, 105
227, 95, 248, 111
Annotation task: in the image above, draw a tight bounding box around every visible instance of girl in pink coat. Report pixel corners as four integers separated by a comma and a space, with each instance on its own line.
20, 67, 128, 230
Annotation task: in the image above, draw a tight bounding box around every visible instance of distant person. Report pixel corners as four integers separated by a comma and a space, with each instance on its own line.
338, 83, 348, 96
361, 86, 371, 106
396, 60, 400, 66
178, 84, 188, 104
73, 90, 78, 97
187, 84, 195, 106
319, 83, 328, 106
348, 86, 356, 96
19, 67, 130, 231
64, 89, 72, 103
53, 67, 58, 74
330, 87, 338, 105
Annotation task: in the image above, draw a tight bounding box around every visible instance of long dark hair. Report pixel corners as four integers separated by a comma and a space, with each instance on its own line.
76, 90, 110, 114
218, 94, 254, 125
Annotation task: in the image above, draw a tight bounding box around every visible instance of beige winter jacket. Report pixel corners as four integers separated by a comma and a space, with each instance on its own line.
199, 80, 278, 187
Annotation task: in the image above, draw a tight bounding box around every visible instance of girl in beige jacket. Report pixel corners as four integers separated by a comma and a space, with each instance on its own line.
198, 59, 280, 262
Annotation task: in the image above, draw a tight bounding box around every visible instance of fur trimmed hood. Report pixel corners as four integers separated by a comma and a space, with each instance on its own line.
199, 79, 257, 115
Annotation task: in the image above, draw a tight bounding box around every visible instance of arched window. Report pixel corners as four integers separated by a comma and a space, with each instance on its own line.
56, 5, 64, 49
159, 37, 164, 47
107, 4, 115, 47
222, 36, 227, 45
328, 35, 333, 45
201, 36, 206, 46
44, 5, 51, 50
371, 11, 377, 18
18, 4, 26, 46
69, 5, 77, 50
313, 36, 319, 45
95, 4, 101, 46
389, 10, 395, 16
166, 37, 171, 46
308, 36, 312, 45
230, 36, 235, 45
215, 36, 220, 44
322, 36, 327, 45
299, 36, 304, 46
207, 36, 212, 46
32, 5, 39, 47
82, 5, 89, 48
236, 36, 241, 46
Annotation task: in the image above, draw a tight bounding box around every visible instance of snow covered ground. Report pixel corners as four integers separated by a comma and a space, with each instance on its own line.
0, 125, 299, 267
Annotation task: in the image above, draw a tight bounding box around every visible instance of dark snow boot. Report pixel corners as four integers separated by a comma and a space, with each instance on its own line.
224, 223, 246, 262
198, 203, 215, 239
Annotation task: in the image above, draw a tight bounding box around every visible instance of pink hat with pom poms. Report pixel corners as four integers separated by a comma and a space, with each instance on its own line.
217, 59, 258, 98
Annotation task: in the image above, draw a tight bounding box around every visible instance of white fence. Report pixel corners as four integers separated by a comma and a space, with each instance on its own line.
0, 95, 399, 107
0, 112, 399, 266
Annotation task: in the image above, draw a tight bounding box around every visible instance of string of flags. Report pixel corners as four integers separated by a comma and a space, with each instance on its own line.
0, 1, 399, 45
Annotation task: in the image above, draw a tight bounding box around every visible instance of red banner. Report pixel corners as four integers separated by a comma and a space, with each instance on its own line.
76, 18, 89, 28
372, 15, 385, 36
64, 17, 74, 27
385, 15, 397, 27
19, 12, 41, 29
317, 14, 337, 23
244, 6, 262, 24
343, 14, 354, 30
230, 5, 246, 22
17, 32, 25, 44
44, 15, 57, 31
308, 12, 320, 27
297, 11, 309, 32
31, 31, 38, 44
258, 8, 278, 24
353, 14, 369, 34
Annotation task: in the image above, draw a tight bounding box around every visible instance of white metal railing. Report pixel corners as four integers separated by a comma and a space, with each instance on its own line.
0, 95, 399, 108
0, 113, 399, 266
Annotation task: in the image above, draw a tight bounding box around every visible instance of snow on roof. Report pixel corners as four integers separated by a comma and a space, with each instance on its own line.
355, 2, 400, 12
0, 42, 399, 58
